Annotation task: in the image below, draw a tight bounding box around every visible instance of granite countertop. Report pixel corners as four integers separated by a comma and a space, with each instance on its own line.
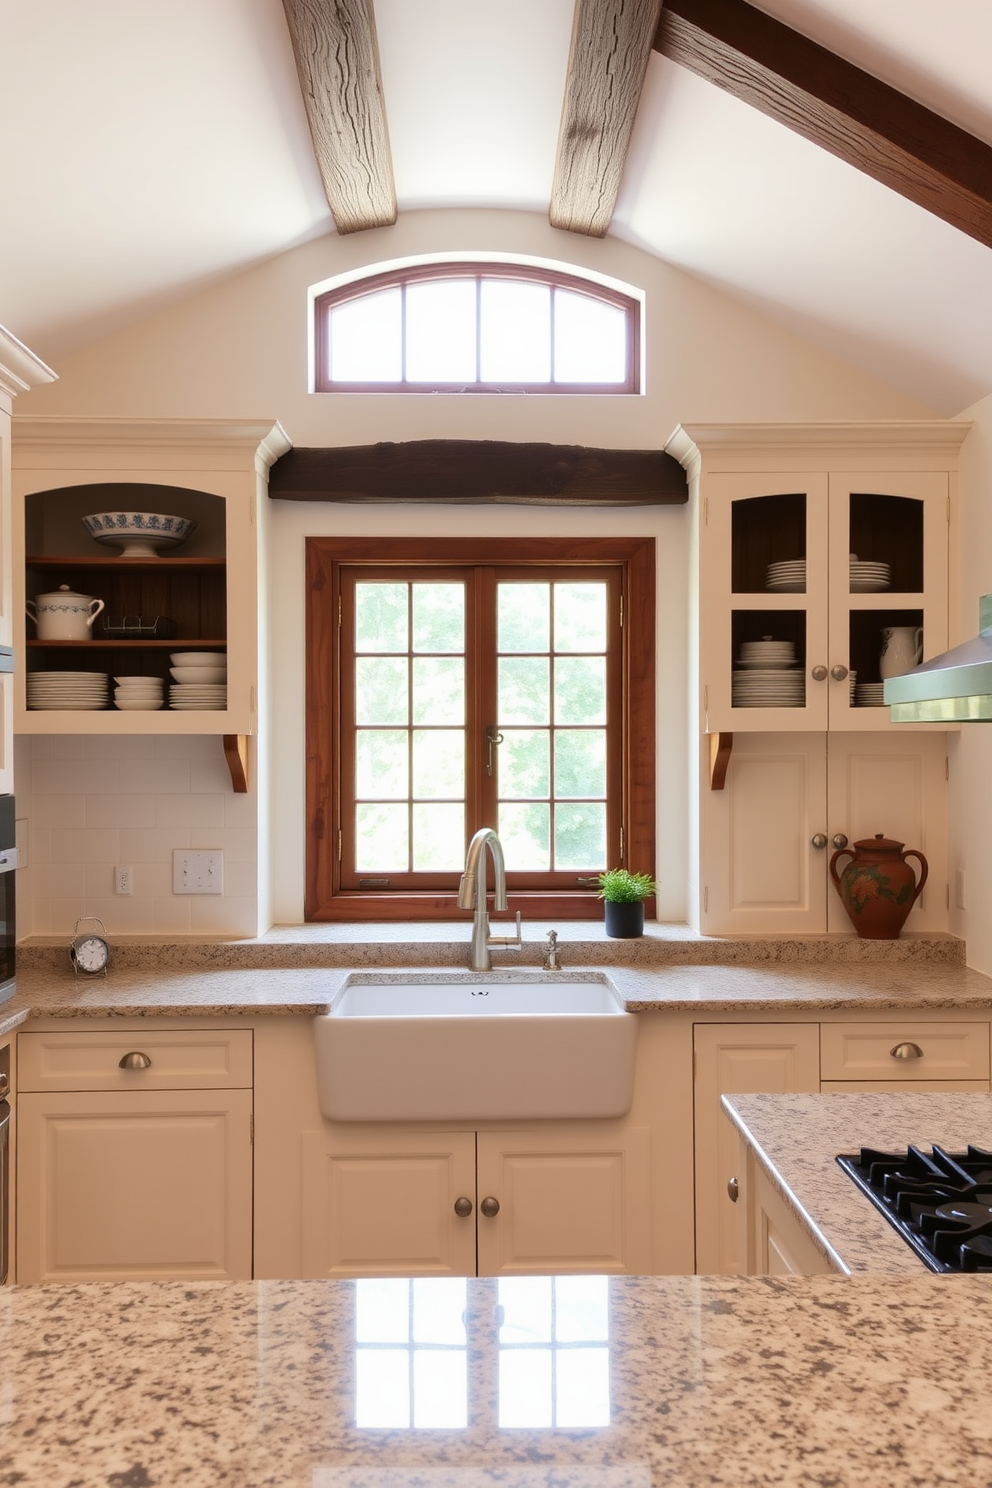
723, 1090, 992, 1275
3, 1271, 991, 1487
0, 929, 989, 1038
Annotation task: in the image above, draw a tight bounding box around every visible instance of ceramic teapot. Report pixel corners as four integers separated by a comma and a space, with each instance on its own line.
829, 834, 928, 939
879, 625, 923, 679
26, 585, 105, 641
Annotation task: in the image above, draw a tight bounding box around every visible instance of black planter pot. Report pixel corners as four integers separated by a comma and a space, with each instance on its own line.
603, 900, 644, 939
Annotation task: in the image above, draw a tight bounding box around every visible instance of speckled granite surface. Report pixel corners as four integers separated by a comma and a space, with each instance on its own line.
1, 1272, 990, 1487
723, 1091, 992, 1275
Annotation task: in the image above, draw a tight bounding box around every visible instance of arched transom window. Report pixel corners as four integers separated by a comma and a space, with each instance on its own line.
313, 262, 641, 394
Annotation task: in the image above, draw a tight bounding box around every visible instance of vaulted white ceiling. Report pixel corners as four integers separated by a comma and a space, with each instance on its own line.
2, 0, 991, 413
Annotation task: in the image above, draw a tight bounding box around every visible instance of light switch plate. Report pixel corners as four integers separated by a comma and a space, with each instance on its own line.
173, 849, 224, 894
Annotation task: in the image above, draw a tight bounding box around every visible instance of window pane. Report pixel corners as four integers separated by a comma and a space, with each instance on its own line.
412, 804, 465, 870
413, 1350, 468, 1429
498, 1278, 553, 1342
357, 1278, 411, 1343
356, 1349, 410, 1427
499, 657, 549, 725
554, 583, 607, 652
499, 802, 550, 870
406, 279, 476, 383
412, 1279, 467, 1345
554, 290, 627, 384
500, 729, 549, 799
554, 656, 606, 724
555, 1348, 611, 1428
554, 730, 606, 798
356, 583, 408, 653
480, 280, 551, 383
499, 1348, 552, 1428
356, 658, 408, 726
329, 288, 402, 383
554, 1276, 609, 1341
356, 803, 408, 871
498, 584, 549, 653
554, 802, 606, 870
412, 657, 464, 726
356, 730, 408, 799
412, 584, 464, 653
412, 730, 463, 799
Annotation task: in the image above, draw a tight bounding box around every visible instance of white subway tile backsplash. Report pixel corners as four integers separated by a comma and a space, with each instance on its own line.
155, 794, 225, 830
48, 862, 88, 898
152, 896, 192, 934
33, 794, 87, 830
51, 828, 120, 865
85, 794, 157, 829
82, 736, 156, 761
222, 861, 259, 898
118, 826, 191, 862
119, 759, 191, 794
190, 894, 256, 935
217, 828, 257, 863
33, 760, 122, 795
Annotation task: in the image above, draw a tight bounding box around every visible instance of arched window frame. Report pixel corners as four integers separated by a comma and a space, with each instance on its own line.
312, 261, 642, 395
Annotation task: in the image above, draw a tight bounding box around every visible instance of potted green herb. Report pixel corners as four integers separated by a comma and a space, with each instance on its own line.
597, 868, 658, 939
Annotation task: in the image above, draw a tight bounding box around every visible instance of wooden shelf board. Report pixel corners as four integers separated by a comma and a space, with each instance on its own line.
26, 639, 227, 649
26, 555, 224, 571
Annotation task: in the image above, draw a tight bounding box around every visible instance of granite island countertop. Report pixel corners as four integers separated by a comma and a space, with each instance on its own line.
1, 939, 991, 1041
723, 1090, 992, 1275
3, 1271, 992, 1487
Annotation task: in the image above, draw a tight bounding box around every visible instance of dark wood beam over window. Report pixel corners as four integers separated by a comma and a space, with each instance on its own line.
282, 0, 396, 234
656, 0, 992, 252
269, 441, 688, 505
551, 0, 664, 237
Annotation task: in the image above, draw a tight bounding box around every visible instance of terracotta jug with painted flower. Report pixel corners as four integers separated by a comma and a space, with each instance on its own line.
829, 834, 928, 939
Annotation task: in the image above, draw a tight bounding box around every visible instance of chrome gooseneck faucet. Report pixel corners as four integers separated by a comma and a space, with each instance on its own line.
458, 827, 523, 970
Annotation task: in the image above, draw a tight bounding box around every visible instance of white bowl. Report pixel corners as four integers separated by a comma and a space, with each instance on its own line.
114, 676, 164, 686
169, 652, 226, 666
114, 699, 165, 711
82, 512, 196, 558
170, 666, 227, 684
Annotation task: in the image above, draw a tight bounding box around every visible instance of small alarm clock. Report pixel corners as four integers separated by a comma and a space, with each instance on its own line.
70, 917, 110, 977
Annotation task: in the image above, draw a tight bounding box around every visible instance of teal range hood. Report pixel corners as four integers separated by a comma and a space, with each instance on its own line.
885, 594, 992, 722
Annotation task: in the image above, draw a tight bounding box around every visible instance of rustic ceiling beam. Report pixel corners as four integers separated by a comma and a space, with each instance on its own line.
282, 0, 396, 234
655, 0, 992, 251
269, 441, 688, 505
550, 0, 664, 237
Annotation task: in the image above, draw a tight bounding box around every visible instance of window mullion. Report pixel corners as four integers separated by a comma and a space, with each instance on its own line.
472, 566, 498, 834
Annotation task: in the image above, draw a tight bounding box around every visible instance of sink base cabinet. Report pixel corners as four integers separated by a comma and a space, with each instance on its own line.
300, 1122, 652, 1279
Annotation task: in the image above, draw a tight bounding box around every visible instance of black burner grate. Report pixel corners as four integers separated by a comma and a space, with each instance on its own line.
836, 1145, 992, 1274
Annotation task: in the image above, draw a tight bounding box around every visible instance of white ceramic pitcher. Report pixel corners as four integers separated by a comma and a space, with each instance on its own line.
26, 585, 105, 641
879, 625, 923, 679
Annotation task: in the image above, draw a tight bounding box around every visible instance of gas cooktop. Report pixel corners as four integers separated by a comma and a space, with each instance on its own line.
838, 1145, 992, 1274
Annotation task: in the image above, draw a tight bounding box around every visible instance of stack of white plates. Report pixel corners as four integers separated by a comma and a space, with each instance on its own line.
168, 650, 227, 710
114, 675, 164, 712
849, 670, 858, 702
766, 560, 806, 592
850, 557, 891, 592
26, 670, 108, 710
738, 638, 796, 669
731, 669, 805, 707
855, 682, 887, 707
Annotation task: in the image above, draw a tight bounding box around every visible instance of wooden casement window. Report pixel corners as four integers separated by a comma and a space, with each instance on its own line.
305, 538, 655, 921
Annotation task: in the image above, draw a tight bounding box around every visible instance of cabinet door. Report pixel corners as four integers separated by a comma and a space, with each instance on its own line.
475, 1125, 651, 1277
701, 732, 828, 934
700, 473, 830, 732
693, 1024, 820, 1275
16, 1089, 252, 1282
825, 732, 947, 931
827, 471, 948, 731
301, 1127, 477, 1278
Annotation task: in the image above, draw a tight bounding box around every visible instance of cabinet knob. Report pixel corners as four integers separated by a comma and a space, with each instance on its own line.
832, 834, 849, 850
480, 1196, 500, 1218
453, 1196, 473, 1218
727, 1177, 739, 1203
118, 1051, 152, 1070
811, 666, 828, 682
811, 834, 828, 850
830, 664, 849, 681
890, 1042, 924, 1061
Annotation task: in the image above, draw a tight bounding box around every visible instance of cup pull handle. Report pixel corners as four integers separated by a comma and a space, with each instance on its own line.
119, 1052, 152, 1071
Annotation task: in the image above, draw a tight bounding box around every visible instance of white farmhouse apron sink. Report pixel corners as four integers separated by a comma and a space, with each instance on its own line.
313, 972, 637, 1122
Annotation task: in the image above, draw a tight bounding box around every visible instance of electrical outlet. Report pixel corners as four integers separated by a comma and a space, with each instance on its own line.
114, 865, 133, 896
173, 850, 224, 895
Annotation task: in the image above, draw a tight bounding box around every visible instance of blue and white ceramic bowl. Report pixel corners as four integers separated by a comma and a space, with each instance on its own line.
81, 512, 196, 558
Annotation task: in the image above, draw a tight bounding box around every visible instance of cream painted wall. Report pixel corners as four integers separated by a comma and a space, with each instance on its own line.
15, 210, 937, 933
947, 391, 992, 974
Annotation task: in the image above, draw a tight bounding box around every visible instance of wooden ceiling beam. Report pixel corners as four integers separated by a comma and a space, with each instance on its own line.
282, 0, 396, 234
655, 0, 992, 251
551, 0, 664, 237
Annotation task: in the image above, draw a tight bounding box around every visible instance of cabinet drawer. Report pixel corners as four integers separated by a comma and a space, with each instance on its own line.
17, 1029, 253, 1091
820, 1023, 989, 1083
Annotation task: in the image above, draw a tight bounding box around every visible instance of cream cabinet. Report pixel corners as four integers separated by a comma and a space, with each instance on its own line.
700, 730, 948, 935
693, 1023, 820, 1274
300, 1120, 652, 1279
735, 1138, 837, 1277
12, 417, 290, 738
15, 1026, 253, 1282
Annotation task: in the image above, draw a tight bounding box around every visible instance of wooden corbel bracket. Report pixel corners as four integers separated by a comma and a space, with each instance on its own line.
223, 735, 249, 793
709, 731, 733, 790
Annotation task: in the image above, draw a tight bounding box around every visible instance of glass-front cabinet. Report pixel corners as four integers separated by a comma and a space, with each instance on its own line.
679, 426, 964, 734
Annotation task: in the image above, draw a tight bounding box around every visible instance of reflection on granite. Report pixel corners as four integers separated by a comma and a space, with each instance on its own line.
2, 1272, 992, 1486
723, 1091, 992, 1275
